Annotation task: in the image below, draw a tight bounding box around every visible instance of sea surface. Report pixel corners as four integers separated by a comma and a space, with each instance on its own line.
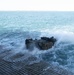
0, 11, 74, 74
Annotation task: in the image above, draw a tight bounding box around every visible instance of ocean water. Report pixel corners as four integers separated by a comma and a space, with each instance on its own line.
0, 11, 74, 73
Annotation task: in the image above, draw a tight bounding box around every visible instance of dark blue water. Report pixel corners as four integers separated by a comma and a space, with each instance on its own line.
0, 11, 74, 73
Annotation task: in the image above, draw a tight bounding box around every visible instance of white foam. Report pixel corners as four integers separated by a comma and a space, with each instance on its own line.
40, 29, 74, 44
0, 29, 74, 73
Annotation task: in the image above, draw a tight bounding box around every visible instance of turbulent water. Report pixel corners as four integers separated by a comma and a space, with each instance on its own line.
0, 11, 74, 74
